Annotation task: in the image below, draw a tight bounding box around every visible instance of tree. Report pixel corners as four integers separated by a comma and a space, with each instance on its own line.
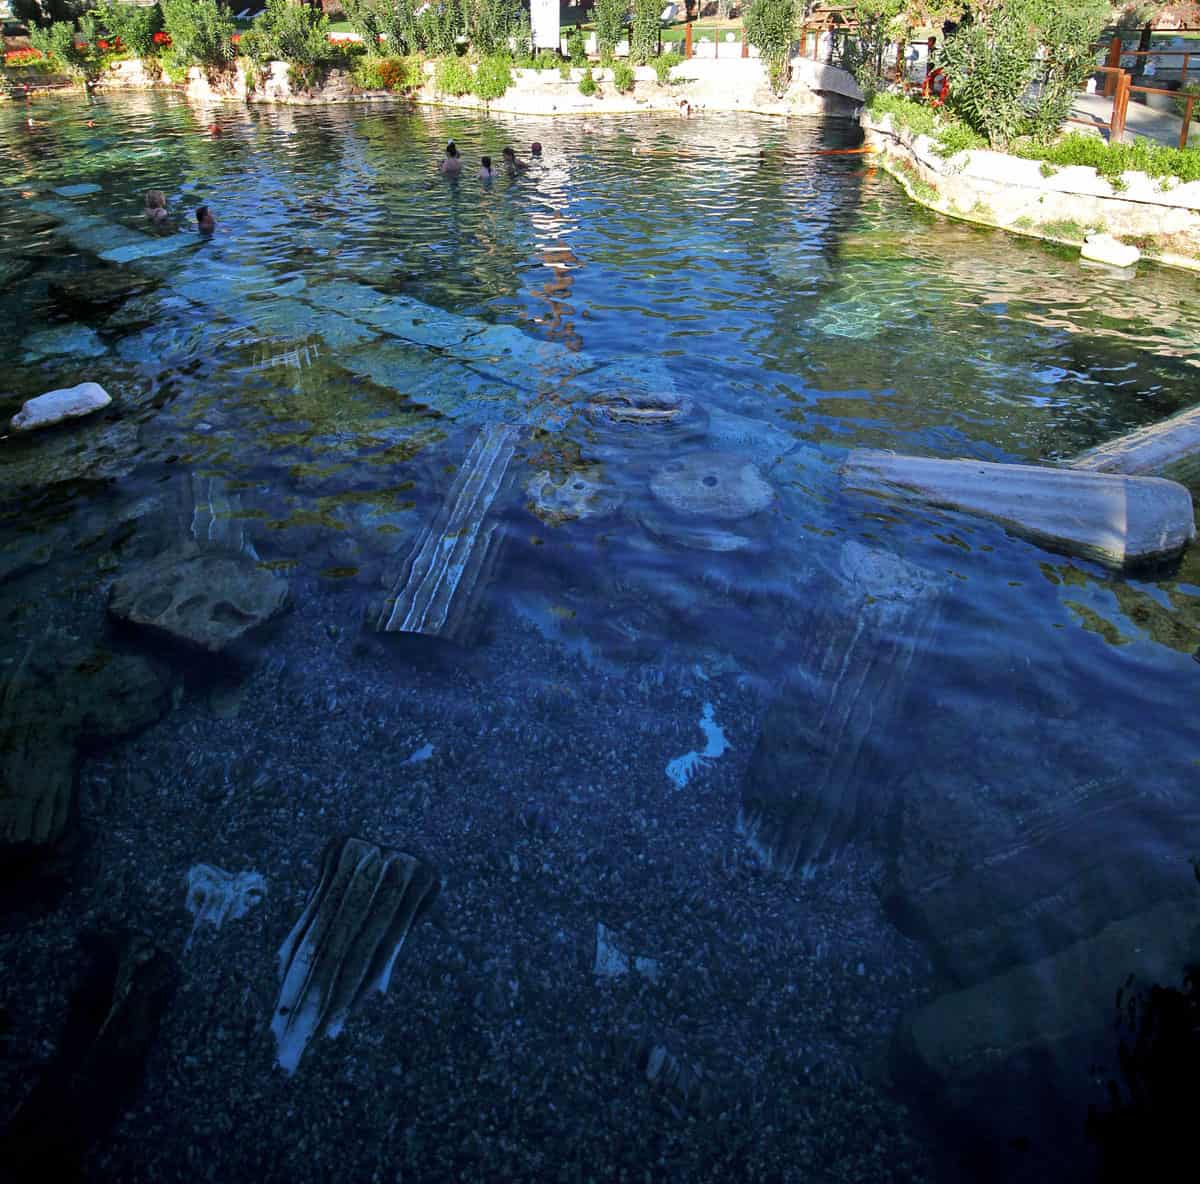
940, 0, 1111, 147
11, 0, 88, 25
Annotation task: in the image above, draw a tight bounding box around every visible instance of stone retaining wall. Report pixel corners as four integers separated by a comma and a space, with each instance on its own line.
80, 54, 862, 119
864, 112, 1200, 272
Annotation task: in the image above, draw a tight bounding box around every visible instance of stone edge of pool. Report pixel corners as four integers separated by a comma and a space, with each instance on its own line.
862, 112, 1200, 275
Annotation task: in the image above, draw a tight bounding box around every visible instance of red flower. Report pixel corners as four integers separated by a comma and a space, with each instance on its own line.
231, 33, 241, 43
98, 39, 109, 49
152, 31, 171, 45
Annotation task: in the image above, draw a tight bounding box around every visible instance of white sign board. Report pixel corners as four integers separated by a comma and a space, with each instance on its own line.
531, 0, 560, 50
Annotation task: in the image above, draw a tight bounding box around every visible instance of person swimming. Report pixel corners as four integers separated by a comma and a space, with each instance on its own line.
196, 205, 216, 234
530, 141, 542, 158
145, 189, 170, 227
479, 155, 495, 181
439, 140, 462, 176
502, 146, 526, 176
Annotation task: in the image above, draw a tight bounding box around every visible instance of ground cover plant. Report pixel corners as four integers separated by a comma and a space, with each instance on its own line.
869, 92, 1200, 189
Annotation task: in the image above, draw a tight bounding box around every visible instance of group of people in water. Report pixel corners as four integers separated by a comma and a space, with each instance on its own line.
143, 189, 215, 235
142, 138, 540, 232
439, 139, 541, 180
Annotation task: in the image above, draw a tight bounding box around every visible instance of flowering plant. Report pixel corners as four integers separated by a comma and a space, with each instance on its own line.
4, 47, 46, 66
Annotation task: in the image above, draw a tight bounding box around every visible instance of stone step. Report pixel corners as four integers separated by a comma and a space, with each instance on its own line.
377, 424, 519, 641
842, 450, 1194, 569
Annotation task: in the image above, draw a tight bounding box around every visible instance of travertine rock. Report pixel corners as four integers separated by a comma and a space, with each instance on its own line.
109, 550, 290, 653
1080, 233, 1140, 269
9, 382, 112, 433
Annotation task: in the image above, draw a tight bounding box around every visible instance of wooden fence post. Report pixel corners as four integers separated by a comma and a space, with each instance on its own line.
741, 26, 748, 59
1111, 70, 1131, 141
1182, 93, 1196, 149
685, 22, 692, 59
1105, 35, 1121, 97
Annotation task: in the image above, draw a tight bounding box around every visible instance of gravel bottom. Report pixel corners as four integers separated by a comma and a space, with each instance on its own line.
0, 562, 937, 1184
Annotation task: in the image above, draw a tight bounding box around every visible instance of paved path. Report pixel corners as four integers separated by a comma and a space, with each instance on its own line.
1070, 91, 1199, 147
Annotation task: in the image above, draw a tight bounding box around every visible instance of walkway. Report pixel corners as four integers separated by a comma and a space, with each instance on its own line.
1070, 91, 1199, 147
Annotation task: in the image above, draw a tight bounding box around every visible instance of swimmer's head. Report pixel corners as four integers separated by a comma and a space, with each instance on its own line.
196, 205, 215, 232
530, 142, 542, 156
502, 147, 516, 160
145, 189, 167, 210
445, 140, 458, 158
481, 156, 492, 169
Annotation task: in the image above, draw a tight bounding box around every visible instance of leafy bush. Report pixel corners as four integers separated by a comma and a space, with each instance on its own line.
1012, 131, 1200, 187
745, 0, 794, 95
240, 0, 332, 68
466, 0, 516, 57
934, 120, 986, 158
652, 50, 681, 85
342, 0, 418, 55
352, 54, 413, 90
160, 0, 235, 68
419, 0, 465, 58
94, 1, 162, 58
578, 65, 597, 96
472, 51, 511, 99
566, 26, 585, 66
532, 49, 559, 70
1176, 82, 1200, 122
612, 59, 634, 92
434, 52, 472, 95
594, 0, 624, 64
867, 92, 936, 137
940, 0, 1109, 149
629, 0, 658, 66
28, 21, 79, 72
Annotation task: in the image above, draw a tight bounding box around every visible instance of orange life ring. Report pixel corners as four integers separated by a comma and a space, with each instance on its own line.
922, 67, 950, 107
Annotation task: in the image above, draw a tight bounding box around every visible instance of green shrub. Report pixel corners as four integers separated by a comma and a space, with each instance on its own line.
940, 0, 1109, 149
352, 54, 413, 91
533, 49, 559, 70
612, 59, 634, 92
435, 52, 472, 95
466, 0, 517, 57
652, 51, 681, 85
160, 0, 235, 68
934, 121, 986, 158
745, 0, 794, 95
629, 0, 658, 66
242, 0, 335, 67
1176, 82, 1200, 122
578, 65, 597, 96
28, 21, 80, 73
343, 0, 419, 56
1012, 132, 1200, 187
558, 58, 570, 79
419, 0, 465, 58
867, 92, 936, 137
472, 52, 511, 100
566, 26, 586, 66
594, 0, 624, 63
94, 1, 163, 58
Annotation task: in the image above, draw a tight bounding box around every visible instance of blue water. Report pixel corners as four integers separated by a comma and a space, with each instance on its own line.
1, 93, 1198, 1182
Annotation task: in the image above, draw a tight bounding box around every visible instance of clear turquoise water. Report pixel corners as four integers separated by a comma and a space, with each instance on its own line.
2, 93, 1199, 1182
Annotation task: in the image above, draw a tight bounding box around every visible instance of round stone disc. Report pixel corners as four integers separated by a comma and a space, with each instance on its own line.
649, 452, 774, 521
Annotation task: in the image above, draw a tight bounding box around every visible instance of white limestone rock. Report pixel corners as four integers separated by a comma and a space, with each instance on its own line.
1080, 233, 1140, 269
9, 381, 112, 433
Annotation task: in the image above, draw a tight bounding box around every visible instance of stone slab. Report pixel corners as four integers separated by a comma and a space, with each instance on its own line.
1081, 233, 1141, 269
9, 382, 111, 433
842, 450, 1195, 569
905, 899, 1200, 1088
1069, 402, 1200, 485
